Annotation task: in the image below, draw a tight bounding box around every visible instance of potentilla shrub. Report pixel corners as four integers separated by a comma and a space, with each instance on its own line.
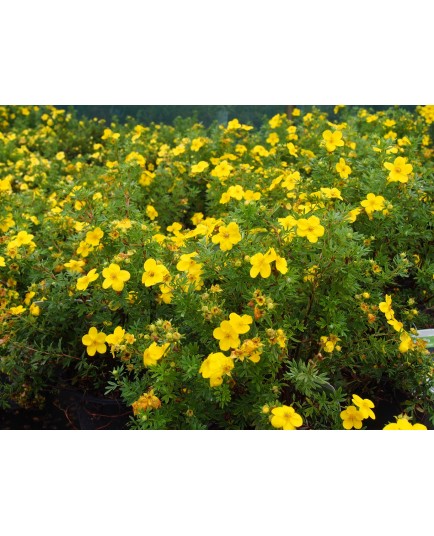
0, 105, 433, 429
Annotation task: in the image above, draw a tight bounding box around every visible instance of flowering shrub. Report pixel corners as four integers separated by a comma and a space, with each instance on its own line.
1, 105, 433, 429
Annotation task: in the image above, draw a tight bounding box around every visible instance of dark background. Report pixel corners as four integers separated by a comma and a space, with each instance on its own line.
56, 105, 417, 126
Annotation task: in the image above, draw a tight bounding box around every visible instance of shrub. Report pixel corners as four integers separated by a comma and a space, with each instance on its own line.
1, 104, 433, 429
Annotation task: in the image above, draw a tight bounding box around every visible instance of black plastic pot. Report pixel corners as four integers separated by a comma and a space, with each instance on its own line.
1, 396, 74, 430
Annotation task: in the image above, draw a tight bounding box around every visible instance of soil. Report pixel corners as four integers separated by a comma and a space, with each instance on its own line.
0, 399, 74, 430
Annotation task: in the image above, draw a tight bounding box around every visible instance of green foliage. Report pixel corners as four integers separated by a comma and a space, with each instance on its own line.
0, 104, 433, 429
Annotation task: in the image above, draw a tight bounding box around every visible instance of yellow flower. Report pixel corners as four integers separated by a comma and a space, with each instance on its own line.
191, 137, 207, 151
268, 114, 283, 129
114, 218, 133, 231
352, 395, 375, 420
76, 268, 99, 291
82, 327, 107, 356
335, 157, 352, 179
251, 145, 270, 157
211, 160, 233, 179
102, 263, 131, 292
233, 337, 263, 363
191, 213, 204, 226
199, 352, 234, 387
132, 390, 161, 415
347, 207, 362, 223
0, 256, 5, 267
287, 125, 298, 139
80, 197, 89, 206
0, 213, 15, 232
76, 241, 93, 258
228, 313, 253, 334
227, 185, 244, 200
322, 130, 344, 152
265, 248, 288, 274
274, 329, 287, 348
267, 132, 280, 146
383, 417, 427, 430
303, 265, 319, 282
74, 221, 87, 232
360, 193, 385, 215
146, 205, 158, 220
0, 178, 12, 193
142, 258, 169, 287
320, 334, 341, 353
55, 151, 65, 161
64, 259, 86, 273
243, 190, 261, 203
105, 128, 121, 141
278, 214, 297, 231
387, 317, 403, 332
274, 255, 288, 274
85, 227, 104, 246
398, 331, 414, 353
379, 294, 394, 320
220, 192, 231, 204
286, 142, 298, 157
29, 303, 41, 316
320, 187, 343, 201
296, 216, 325, 243
13, 231, 35, 247
176, 252, 199, 272
139, 170, 155, 186
24, 291, 35, 306
183, 267, 204, 291
106, 326, 126, 347
213, 320, 240, 351
172, 144, 185, 156
419, 105, 434, 124
235, 144, 247, 155
143, 342, 170, 367
158, 283, 174, 304
167, 222, 182, 235
211, 222, 241, 251
125, 151, 146, 167
227, 118, 242, 130
340, 406, 363, 430
124, 333, 136, 345
384, 156, 413, 183
9, 305, 26, 315
191, 161, 209, 174
271, 405, 303, 430
249, 252, 273, 278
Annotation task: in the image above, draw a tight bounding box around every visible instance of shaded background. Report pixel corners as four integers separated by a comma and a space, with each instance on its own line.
57, 105, 417, 127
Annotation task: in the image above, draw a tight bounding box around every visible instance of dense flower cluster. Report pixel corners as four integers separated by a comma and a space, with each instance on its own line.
340, 395, 376, 430
383, 415, 427, 430
1, 105, 433, 429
